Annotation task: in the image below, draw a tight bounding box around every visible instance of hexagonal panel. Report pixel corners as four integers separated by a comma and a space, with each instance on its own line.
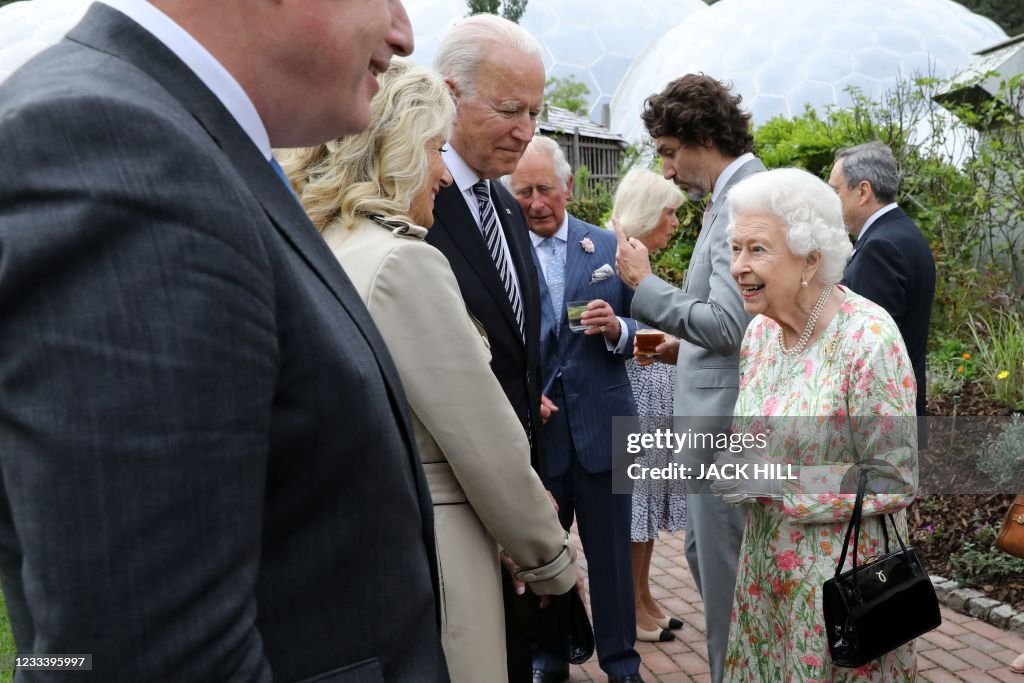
610, 0, 1008, 143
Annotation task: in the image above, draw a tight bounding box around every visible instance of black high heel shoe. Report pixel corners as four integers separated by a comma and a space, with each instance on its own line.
653, 615, 684, 630
636, 626, 675, 642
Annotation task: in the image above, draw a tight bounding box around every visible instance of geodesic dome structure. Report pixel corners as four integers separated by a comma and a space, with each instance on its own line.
404, 0, 706, 122
0, 0, 91, 83
610, 0, 1008, 143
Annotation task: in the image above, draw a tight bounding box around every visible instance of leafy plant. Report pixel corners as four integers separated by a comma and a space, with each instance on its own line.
950, 520, 1024, 583
566, 165, 612, 228
544, 76, 591, 117
976, 414, 1024, 488
968, 309, 1024, 410
466, 0, 528, 23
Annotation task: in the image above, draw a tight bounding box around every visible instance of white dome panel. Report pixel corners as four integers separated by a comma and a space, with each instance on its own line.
0, 0, 92, 84
403, 0, 707, 121
610, 0, 1008, 143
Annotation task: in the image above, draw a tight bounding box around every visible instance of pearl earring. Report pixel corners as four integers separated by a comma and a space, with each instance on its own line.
801, 280, 808, 287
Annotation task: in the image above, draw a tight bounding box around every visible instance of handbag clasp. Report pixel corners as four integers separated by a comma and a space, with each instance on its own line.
1013, 513, 1024, 525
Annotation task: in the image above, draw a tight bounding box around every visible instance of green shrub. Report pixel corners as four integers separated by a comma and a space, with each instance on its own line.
969, 309, 1024, 410
567, 165, 612, 228
950, 516, 1024, 582
977, 414, 1024, 488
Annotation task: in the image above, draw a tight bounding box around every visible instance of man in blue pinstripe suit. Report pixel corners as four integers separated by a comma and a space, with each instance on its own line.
506, 137, 643, 683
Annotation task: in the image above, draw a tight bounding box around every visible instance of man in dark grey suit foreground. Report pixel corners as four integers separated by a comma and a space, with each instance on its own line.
615, 74, 761, 683
0, 1, 449, 681
507, 137, 642, 683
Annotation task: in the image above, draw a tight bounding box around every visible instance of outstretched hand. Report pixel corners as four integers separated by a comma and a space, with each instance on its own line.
708, 450, 783, 504
613, 218, 652, 289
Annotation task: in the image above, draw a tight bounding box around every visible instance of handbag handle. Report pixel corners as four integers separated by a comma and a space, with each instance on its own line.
834, 468, 911, 583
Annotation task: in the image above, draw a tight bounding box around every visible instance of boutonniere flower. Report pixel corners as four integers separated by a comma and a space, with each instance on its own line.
580, 236, 595, 254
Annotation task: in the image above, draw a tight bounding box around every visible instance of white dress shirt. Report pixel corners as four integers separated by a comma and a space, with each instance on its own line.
711, 152, 756, 203
853, 202, 899, 250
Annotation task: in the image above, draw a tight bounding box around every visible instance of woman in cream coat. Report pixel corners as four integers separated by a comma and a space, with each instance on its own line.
279, 60, 577, 682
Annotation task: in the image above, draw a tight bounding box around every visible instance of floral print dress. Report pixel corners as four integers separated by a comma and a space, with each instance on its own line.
724, 288, 919, 683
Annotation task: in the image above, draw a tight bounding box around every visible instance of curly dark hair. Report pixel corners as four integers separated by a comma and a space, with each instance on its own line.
641, 73, 753, 157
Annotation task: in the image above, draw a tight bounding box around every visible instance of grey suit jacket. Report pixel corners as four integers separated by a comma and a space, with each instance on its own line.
0, 5, 446, 682
630, 158, 765, 424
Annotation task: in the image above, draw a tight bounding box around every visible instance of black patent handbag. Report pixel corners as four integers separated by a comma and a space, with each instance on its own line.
822, 470, 941, 668
509, 587, 595, 665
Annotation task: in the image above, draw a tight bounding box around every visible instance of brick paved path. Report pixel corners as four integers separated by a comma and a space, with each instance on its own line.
565, 529, 1024, 682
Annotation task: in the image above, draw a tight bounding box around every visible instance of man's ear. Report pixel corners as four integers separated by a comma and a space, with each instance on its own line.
566, 174, 574, 197
857, 180, 873, 205
445, 77, 460, 101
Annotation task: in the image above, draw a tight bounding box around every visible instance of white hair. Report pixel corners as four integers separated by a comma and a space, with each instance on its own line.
499, 136, 571, 190
726, 167, 852, 284
610, 168, 684, 238
433, 13, 542, 97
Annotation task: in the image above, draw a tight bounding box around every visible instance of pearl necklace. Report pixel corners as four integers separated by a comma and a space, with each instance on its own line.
778, 284, 833, 356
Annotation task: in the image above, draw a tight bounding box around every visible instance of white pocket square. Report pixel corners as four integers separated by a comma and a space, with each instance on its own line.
590, 263, 615, 284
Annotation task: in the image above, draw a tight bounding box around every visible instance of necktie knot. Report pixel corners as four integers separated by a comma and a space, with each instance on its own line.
473, 180, 490, 205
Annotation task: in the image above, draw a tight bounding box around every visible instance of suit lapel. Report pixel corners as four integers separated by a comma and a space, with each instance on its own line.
433, 184, 525, 345
848, 206, 906, 266
692, 157, 767, 255
563, 218, 592, 304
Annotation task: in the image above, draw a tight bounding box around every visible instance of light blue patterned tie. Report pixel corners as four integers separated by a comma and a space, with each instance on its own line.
541, 236, 565, 332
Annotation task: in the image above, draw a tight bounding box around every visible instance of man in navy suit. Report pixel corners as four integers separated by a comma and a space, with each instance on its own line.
506, 137, 643, 683
426, 15, 550, 683
830, 141, 936, 419
0, 2, 448, 681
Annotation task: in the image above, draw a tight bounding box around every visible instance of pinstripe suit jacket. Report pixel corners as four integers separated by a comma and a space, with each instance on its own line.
0, 5, 445, 681
535, 215, 638, 477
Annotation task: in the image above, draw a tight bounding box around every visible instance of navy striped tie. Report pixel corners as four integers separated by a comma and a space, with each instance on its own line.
473, 181, 524, 340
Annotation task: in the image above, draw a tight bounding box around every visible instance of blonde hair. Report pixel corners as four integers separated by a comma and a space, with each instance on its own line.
277, 59, 455, 231
610, 168, 684, 238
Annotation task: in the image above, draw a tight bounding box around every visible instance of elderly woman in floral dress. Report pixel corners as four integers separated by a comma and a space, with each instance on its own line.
711, 168, 919, 682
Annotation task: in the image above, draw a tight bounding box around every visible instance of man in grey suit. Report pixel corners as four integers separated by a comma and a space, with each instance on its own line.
0, 1, 448, 681
507, 137, 642, 683
615, 74, 763, 683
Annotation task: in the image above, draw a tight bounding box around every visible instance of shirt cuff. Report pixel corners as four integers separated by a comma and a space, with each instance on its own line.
605, 317, 628, 353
